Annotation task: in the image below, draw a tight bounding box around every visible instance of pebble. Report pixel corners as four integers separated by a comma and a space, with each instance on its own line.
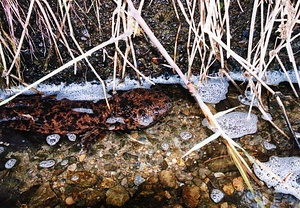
222, 183, 234, 195
39, 159, 56, 168
67, 163, 77, 172
134, 175, 145, 186
182, 185, 200, 208
101, 178, 116, 188
177, 158, 185, 167
65, 196, 76, 205
175, 170, 193, 182
5, 158, 17, 169
233, 177, 245, 192
158, 170, 178, 188
139, 136, 147, 142
79, 154, 86, 162
66, 133, 76, 142
210, 189, 224, 203
106, 185, 130, 206
130, 132, 139, 139
180, 131, 193, 140
220, 202, 230, 208
46, 134, 60, 146
53, 161, 68, 177
198, 168, 212, 179
214, 172, 225, 178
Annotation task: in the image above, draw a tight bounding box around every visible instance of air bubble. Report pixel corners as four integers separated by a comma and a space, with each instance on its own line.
46, 134, 60, 146
39, 159, 56, 168
71, 175, 79, 181
210, 189, 224, 203
180, 131, 193, 140
67, 133, 76, 142
137, 114, 154, 126
5, 158, 17, 169
161, 143, 169, 151
60, 159, 69, 166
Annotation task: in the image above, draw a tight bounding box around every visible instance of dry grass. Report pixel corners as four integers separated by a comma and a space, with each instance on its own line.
0, 0, 300, 206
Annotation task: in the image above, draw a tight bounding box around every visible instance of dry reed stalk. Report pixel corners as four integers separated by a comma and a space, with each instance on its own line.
125, 2, 261, 204
2, 0, 35, 83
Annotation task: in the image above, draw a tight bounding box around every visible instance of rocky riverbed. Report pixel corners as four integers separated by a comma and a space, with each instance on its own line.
1, 83, 300, 207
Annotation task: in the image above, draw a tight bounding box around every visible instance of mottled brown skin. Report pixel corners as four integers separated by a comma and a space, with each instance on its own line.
0, 88, 172, 136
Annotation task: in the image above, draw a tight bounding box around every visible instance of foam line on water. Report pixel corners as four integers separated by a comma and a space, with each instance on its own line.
0, 70, 299, 101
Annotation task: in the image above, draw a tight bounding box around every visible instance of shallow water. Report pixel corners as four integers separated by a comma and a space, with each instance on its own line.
0, 83, 300, 207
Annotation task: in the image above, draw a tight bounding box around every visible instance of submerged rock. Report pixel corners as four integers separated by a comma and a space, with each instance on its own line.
182, 185, 201, 208
158, 170, 178, 189
67, 171, 99, 188
106, 185, 130, 207
29, 182, 59, 208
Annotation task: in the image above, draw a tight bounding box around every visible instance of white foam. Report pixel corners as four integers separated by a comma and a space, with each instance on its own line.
54, 82, 105, 101
196, 78, 229, 104
0, 75, 229, 103
72, 108, 94, 114
1, 69, 300, 102
263, 141, 276, 150
253, 156, 300, 200
229, 68, 300, 85
202, 112, 258, 138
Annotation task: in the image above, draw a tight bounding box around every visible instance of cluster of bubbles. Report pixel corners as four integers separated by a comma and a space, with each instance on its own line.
202, 112, 258, 138
253, 156, 300, 200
